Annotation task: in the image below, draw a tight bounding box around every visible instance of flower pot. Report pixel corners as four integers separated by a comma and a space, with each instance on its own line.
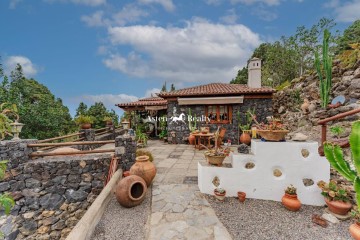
281, 193, 301, 211
257, 130, 289, 141
205, 154, 226, 167
123, 171, 130, 177
189, 134, 195, 145
325, 198, 352, 215
130, 155, 157, 187
237, 191, 246, 203
240, 132, 251, 145
115, 175, 147, 208
349, 222, 360, 240
105, 120, 113, 125
81, 123, 91, 129
214, 189, 226, 201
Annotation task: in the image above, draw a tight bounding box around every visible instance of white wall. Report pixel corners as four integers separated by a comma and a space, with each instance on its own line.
198, 140, 330, 206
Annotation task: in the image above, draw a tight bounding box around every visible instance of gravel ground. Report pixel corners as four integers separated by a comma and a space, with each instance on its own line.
91, 187, 151, 240
206, 196, 352, 240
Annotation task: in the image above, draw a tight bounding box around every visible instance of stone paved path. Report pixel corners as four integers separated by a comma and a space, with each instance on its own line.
145, 141, 232, 240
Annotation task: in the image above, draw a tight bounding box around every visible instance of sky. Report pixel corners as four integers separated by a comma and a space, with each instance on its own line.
0, 0, 359, 116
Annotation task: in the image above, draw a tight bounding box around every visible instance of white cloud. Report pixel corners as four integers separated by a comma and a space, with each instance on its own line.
144, 88, 161, 97
230, 0, 281, 6
44, 0, 106, 7
4, 56, 39, 77
104, 18, 261, 83
81, 5, 148, 27
220, 9, 238, 24
333, 0, 360, 22
252, 7, 277, 21
138, 0, 175, 12
9, 0, 22, 9
204, 0, 223, 5
80, 93, 138, 110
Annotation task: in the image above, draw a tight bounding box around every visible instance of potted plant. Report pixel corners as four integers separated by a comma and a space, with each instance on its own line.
214, 187, 226, 201
329, 126, 349, 148
237, 191, 246, 203
135, 128, 148, 147
350, 209, 360, 239
281, 184, 301, 211
254, 116, 289, 141
323, 121, 360, 238
317, 180, 352, 215
188, 109, 197, 145
158, 129, 167, 141
237, 109, 254, 145
104, 116, 113, 125
136, 149, 154, 162
75, 115, 94, 129
203, 127, 230, 166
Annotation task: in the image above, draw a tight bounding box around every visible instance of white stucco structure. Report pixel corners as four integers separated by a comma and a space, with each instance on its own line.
247, 57, 262, 88
198, 140, 330, 206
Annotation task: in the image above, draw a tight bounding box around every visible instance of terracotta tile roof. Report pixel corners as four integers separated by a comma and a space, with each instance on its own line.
116, 97, 167, 107
158, 83, 275, 98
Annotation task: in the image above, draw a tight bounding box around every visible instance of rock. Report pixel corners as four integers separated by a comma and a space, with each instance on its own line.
51, 220, 66, 230
23, 211, 35, 219
292, 133, 308, 141
39, 193, 65, 209
42, 216, 59, 226
52, 175, 67, 185
50, 230, 61, 239
61, 228, 72, 238
11, 191, 23, 201
65, 216, 78, 227
25, 197, 40, 210
67, 203, 81, 213
308, 103, 316, 113
19, 220, 37, 236
238, 144, 249, 154
37, 225, 50, 234
278, 106, 285, 114
22, 189, 40, 197
59, 203, 68, 211
65, 189, 88, 202
0, 182, 10, 191
81, 173, 93, 182
74, 209, 85, 219
79, 160, 86, 168
354, 67, 360, 78
25, 178, 41, 188
322, 213, 340, 224
68, 174, 80, 183
41, 210, 55, 218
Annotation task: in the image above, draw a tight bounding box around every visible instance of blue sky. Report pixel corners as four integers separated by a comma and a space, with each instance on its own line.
0, 0, 359, 116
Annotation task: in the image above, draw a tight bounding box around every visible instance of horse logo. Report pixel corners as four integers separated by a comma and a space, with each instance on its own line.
170, 113, 186, 124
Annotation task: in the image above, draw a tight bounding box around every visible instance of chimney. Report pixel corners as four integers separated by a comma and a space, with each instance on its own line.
247, 58, 262, 88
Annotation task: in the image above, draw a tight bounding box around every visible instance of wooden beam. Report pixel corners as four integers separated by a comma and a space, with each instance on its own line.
38, 132, 84, 143
28, 140, 115, 148
30, 148, 115, 158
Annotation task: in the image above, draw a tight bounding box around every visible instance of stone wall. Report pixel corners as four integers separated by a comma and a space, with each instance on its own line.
166, 98, 273, 144
0, 135, 136, 240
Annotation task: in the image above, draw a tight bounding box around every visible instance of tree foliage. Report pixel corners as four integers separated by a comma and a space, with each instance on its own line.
161, 82, 167, 92
76, 102, 119, 129
75, 102, 88, 117
0, 59, 75, 139
230, 67, 248, 84
170, 83, 175, 91
337, 20, 360, 53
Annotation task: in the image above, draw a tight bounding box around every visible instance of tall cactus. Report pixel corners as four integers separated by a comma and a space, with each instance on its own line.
314, 29, 333, 109
324, 121, 360, 206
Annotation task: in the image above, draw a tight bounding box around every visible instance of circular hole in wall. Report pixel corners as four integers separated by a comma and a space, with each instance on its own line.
245, 162, 255, 169
303, 178, 314, 187
301, 149, 310, 158
273, 169, 282, 177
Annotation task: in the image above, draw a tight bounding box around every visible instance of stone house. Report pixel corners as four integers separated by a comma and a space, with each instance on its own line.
117, 58, 275, 144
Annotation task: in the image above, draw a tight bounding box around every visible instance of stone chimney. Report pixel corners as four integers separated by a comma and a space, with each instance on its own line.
247, 58, 261, 88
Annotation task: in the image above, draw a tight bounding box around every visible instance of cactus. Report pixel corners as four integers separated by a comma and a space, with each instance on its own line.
314, 29, 332, 109
324, 121, 360, 206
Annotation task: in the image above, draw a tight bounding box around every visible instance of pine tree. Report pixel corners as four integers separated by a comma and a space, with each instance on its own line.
170, 83, 175, 91
161, 82, 167, 92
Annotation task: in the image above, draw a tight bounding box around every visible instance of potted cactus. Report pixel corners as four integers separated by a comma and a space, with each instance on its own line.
281, 185, 301, 211
214, 187, 226, 201
323, 120, 360, 238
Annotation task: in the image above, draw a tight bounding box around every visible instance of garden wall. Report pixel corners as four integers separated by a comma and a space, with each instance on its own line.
0, 135, 135, 240
166, 98, 273, 144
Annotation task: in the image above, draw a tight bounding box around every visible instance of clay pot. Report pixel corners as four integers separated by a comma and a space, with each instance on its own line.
130, 155, 156, 187
123, 171, 130, 177
105, 120, 113, 125
281, 193, 301, 211
237, 191, 246, 203
188, 134, 195, 145
325, 198, 352, 215
81, 123, 91, 129
214, 189, 226, 202
240, 132, 251, 145
349, 222, 360, 240
115, 175, 147, 208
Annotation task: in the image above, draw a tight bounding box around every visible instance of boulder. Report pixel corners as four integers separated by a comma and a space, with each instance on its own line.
292, 133, 308, 142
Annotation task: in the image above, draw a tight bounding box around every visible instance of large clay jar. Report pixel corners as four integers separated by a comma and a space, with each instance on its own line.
325, 198, 352, 215
130, 155, 156, 187
188, 134, 195, 145
281, 193, 302, 211
350, 222, 360, 240
81, 123, 91, 129
240, 132, 251, 145
115, 175, 147, 208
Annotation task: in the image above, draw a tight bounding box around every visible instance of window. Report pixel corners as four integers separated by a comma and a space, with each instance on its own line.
205, 105, 232, 124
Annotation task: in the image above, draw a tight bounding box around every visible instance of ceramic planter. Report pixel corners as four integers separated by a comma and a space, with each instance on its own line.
240, 132, 251, 145
188, 134, 195, 145
349, 222, 360, 240
214, 189, 226, 201
130, 155, 157, 187
325, 198, 352, 215
205, 154, 226, 167
237, 191, 246, 203
115, 175, 147, 208
281, 193, 301, 211
81, 123, 91, 129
